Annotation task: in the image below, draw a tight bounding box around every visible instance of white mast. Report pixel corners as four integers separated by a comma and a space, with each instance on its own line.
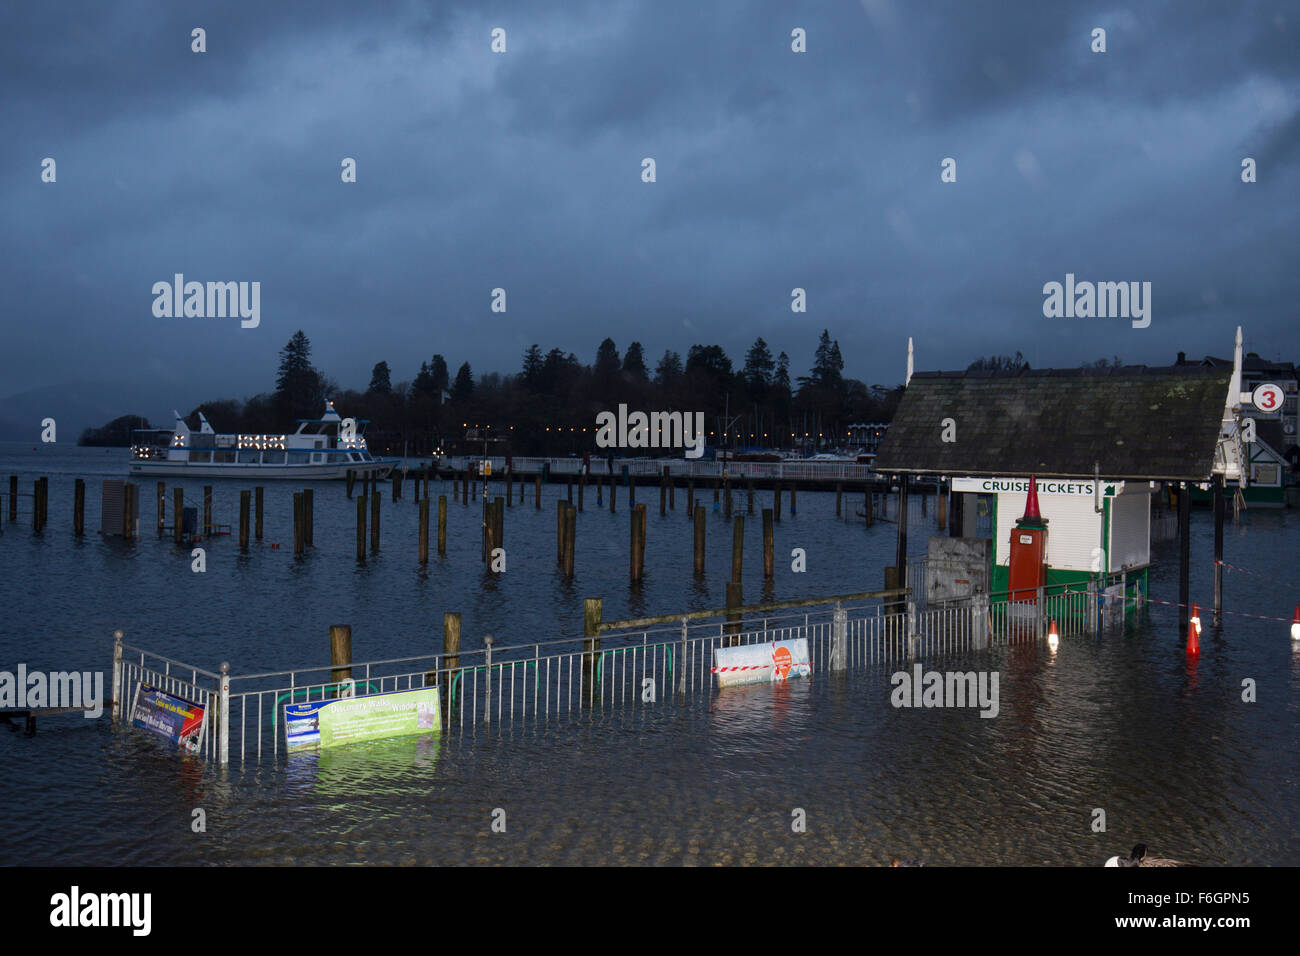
906, 337, 914, 387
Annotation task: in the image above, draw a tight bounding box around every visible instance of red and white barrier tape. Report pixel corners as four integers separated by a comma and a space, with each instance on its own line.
1145, 597, 1292, 624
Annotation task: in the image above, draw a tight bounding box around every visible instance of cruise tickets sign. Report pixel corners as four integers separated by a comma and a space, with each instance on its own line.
284, 686, 441, 753
131, 684, 206, 753
712, 638, 811, 688
950, 477, 1121, 497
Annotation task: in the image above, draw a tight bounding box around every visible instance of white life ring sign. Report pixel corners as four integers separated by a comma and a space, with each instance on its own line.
1251, 383, 1284, 413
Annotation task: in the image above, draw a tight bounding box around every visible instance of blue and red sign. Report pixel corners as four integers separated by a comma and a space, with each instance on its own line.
131, 684, 206, 753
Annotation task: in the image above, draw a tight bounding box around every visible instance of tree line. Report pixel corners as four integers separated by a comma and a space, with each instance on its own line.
80, 330, 1123, 455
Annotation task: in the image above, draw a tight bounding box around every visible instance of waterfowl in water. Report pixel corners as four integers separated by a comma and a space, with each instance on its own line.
1104, 843, 1189, 867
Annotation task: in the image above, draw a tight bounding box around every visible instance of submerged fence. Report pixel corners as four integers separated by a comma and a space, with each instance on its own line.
111, 578, 1147, 766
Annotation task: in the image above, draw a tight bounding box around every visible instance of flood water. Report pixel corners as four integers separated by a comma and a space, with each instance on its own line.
1, 443, 1297, 866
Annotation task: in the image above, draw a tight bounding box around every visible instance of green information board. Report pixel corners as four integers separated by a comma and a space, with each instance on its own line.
285, 686, 441, 752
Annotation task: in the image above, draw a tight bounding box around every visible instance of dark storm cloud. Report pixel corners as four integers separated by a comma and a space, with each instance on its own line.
0, 0, 1297, 435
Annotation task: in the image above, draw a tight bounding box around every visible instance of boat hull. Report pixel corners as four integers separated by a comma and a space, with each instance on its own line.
128, 459, 399, 480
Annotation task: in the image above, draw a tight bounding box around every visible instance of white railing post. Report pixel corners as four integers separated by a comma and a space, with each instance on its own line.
906, 601, 917, 659
483, 635, 493, 727
679, 618, 688, 694
831, 602, 847, 672
111, 629, 124, 722
218, 661, 230, 766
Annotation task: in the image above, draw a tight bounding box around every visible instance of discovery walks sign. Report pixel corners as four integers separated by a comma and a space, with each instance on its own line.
284, 686, 441, 753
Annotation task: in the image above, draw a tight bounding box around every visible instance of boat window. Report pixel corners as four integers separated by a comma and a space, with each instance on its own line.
214, 450, 236, 464
239, 450, 260, 464
188, 450, 212, 463
263, 451, 285, 465
328, 452, 346, 463
349, 452, 362, 462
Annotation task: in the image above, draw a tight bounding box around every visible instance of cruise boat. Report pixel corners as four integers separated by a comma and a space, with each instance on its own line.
128, 401, 400, 479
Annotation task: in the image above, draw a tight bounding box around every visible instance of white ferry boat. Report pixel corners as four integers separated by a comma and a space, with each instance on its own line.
128, 401, 399, 480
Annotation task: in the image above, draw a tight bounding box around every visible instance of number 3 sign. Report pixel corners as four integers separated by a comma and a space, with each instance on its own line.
1251, 383, 1284, 413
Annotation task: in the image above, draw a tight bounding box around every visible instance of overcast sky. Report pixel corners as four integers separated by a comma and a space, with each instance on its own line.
2, 0, 1297, 424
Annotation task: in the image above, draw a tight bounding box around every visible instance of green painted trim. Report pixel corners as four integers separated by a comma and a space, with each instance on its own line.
1102, 497, 1111, 573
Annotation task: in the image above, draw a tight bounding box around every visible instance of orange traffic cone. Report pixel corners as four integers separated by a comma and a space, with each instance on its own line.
1186, 603, 1201, 656
1047, 619, 1060, 651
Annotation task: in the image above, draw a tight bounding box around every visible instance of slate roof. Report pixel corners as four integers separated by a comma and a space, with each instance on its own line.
873, 365, 1231, 480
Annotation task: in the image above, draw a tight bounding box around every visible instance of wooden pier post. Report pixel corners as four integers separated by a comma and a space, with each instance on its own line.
74, 478, 85, 536
630, 504, 646, 582
609, 475, 617, 513
437, 494, 447, 555
865, 485, 874, 526
628, 471, 635, 508
660, 476, 667, 516
895, 475, 910, 592
1178, 479, 1191, 634
156, 481, 165, 535
32, 478, 43, 532
485, 497, 498, 563
535, 471, 542, 510
724, 476, 732, 518
746, 480, 754, 515
330, 624, 352, 688
239, 490, 250, 551
563, 504, 577, 579
418, 498, 429, 564
582, 598, 601, 701
493, 496, 504, 556
774, 484, 782, 522
443, 613, 461, 671
356, 494, 367, 561
202, 486, 212, 538
789, 485, 797, 516
506, 467, 513, 507
392, 470, 402, 501
731, 514, 744, 583
667, 468, 675, 510
304, 488, 314, 547
370, 489, 381, 553
7, 475, 15, 521
687, 479, 694, 517
713, 480, 719, 506
693, 504, 706, 574
1213, 475, 1225, 625
557, 500, 567, 564
293, 492, 304, 555
762, 508, 774, 579
173, 488, 183, 544
725, 581, 743, 646
346, 470, 355, 498
835, 483, 842, 517
441, 613, 461, 719
255, 486, 264, 540
578, 474, 585, 512
936, 483, 947, 531
567, 475, 573, 505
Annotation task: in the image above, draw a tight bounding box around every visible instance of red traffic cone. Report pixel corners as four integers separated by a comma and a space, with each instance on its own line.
1291, 606, 1300, 642
1186, 603, 1201, 656
1023, 475, 1042, 522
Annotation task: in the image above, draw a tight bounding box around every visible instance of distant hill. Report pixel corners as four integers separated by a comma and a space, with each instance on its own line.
0, 381, 178, 444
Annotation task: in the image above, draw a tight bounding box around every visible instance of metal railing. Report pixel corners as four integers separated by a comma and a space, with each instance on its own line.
111, 576, 1144, 765
110, 635, 226, 762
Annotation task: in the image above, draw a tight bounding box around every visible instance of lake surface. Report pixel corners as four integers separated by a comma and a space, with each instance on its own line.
1, 443, 1297, 865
